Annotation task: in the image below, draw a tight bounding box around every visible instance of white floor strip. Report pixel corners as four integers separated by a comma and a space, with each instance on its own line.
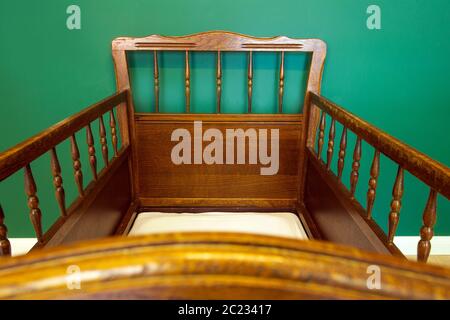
394, 236, 450, 256
9, 236, 450, 257
9, 238, 37, 256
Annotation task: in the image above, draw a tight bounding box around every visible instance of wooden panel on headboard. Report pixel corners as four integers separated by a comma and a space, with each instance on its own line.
135, 113, 302, 208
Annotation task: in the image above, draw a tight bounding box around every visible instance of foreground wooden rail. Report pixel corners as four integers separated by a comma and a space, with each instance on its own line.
0, 91, 129, 256
308, 92, 450, 262
0, 233, 449, 299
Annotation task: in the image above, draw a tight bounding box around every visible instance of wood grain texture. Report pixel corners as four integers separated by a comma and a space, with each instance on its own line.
0, 233, 449, 300
112, 31, 326, 52
134, 114, 302, 206
139, 198, 296, 208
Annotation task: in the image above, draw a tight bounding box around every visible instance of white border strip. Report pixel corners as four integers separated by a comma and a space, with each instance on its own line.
9, 238, 37, 256
394, 236, 450, 256
9, 236, 450, 257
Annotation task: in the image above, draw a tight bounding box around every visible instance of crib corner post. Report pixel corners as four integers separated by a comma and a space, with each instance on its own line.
112, 47, 132, 147
297, 90, 313, 203
305, 41, 327, 148
0, 205, 11, 257
112, 41, 139, 199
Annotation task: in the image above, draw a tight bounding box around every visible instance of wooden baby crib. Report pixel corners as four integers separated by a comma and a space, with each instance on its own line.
0, 31, 449, 298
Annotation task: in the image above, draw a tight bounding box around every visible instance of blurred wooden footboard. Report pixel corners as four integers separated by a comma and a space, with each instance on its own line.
0, 233, 449, 300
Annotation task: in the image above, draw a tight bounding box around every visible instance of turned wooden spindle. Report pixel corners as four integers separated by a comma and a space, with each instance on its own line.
110, 111, 119, 157
24, 164, 43, 243
50, 148, 66, 216
248, 51, 253, 113
387, 166, 404, 243
278, 51, 285, 113
326, 119, 335, 170
337, 127, 347, 180
216, 51, 222, 113
99, 115, 109, 166
317, 111, 326, 159
350, 137, 362, 198
0, 205, 11, 256
86, 124, 98, 180
70, 135, 84, 196
185, 51, 190, 113
366, 150, 380, 219
417, 189, 438, 262
153, 51, 159, 112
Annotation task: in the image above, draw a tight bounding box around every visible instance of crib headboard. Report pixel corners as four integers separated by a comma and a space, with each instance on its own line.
111, 31, 326, 209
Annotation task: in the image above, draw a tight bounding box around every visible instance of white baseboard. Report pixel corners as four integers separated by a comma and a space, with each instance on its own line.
394, 236, 450, 256
8, 236, 450, 257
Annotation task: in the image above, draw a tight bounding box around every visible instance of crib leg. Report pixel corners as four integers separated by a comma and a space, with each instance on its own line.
0, 205, 11, 257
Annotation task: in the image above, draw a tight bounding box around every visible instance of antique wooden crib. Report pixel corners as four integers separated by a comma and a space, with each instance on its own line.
0, 31, 449, 299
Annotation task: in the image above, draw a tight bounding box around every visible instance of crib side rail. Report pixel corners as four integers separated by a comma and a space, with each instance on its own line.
0, 90, 130, 256
306, 92, 450, 262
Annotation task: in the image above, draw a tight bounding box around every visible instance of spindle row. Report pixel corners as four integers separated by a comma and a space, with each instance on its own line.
0, 108, 122, 254
151, 50, 287, 114
0, 90, 128, 256
312, 106, 441, 263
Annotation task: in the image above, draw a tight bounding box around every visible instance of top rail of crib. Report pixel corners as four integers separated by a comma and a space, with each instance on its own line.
0, 90, 128, 182
111, 31, 327, 114
112, 30, 326, 52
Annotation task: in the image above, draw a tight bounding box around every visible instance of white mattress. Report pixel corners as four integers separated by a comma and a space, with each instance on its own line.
128, 212, 308, 240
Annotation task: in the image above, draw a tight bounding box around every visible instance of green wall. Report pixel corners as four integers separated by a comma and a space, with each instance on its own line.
0, 0, 449, 237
